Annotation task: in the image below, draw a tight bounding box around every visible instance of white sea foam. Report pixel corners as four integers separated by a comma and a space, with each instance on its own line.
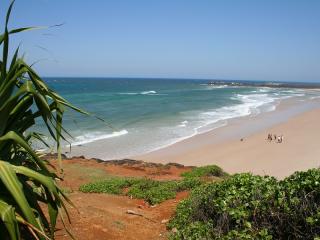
118, 92, 138, 95
204, 85, 228, 89
178, 120, 188, 127
118, 90, 157, 95
141, 90, 157, 95
258, 88, 270, 92
252, 88, 270, 93
72, 129, 128, 146
195, 93, 277, 133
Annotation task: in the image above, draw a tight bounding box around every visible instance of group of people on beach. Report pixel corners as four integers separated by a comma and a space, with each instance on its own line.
267, 133, 284, 143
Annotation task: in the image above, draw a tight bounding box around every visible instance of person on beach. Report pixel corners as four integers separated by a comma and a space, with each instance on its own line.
277, 135, 282, 143
274, 134, 277, 141
267, 133, 272, 142
280, 135, 284, 143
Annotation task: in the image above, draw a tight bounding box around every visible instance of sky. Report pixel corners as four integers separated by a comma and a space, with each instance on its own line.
1, 0, 320, 81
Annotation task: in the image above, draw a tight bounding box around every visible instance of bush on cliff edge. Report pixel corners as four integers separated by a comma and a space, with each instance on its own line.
169, 169, 320, 240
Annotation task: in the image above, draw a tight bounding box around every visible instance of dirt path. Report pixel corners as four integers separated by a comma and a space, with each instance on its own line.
56, 192, 188, 240
48, 157, 191, 240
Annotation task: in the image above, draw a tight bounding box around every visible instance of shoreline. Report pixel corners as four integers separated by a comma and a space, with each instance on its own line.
135, 98, 320, 179
65, 94, 317, 159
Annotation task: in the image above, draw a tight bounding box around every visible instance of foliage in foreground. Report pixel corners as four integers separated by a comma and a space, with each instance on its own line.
79, 177, 202, 205
169, 169, 320, 240
0, 2, 84, 239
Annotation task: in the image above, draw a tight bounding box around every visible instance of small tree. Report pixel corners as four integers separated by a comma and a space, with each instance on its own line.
0, 1, 85, 239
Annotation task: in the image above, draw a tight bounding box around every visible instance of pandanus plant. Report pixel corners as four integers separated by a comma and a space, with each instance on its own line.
0, 1, 85, 239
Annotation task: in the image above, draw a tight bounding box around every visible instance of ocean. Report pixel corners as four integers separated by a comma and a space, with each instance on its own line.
36, 78, 320, 159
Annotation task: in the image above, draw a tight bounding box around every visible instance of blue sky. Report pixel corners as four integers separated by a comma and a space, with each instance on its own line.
1, 0, 320, 81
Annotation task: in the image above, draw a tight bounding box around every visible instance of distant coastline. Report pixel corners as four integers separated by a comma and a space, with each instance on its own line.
206, 79, 320, 89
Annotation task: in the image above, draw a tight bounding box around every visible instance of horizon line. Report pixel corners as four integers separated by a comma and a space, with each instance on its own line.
42, 76, 320, 84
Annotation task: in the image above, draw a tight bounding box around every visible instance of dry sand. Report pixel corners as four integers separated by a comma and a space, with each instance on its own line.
137, 100, 320, 179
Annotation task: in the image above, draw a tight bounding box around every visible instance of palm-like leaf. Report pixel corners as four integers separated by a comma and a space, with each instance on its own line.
0, 1, 84, 239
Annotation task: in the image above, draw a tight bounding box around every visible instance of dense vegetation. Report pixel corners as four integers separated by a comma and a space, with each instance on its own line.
169, 169, 320, 240
0, 2, 84, 239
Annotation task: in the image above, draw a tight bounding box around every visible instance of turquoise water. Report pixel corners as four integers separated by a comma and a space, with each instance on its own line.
37, 78, 319, 159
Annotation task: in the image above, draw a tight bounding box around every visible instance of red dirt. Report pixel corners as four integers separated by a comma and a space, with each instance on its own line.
48, 157, 192, 240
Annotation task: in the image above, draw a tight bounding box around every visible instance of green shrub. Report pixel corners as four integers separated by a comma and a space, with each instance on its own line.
79, 176, 203, 205
169, 221, 213, 240
181, 165, 228, 178
128, 179, 178, 204
278, 169, 320, 237
79, 178, 137, 194
177, 177, 202, 191
169, 169, 320, 240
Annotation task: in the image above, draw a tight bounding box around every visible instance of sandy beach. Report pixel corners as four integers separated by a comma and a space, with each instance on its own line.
137, 98, 320, 179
